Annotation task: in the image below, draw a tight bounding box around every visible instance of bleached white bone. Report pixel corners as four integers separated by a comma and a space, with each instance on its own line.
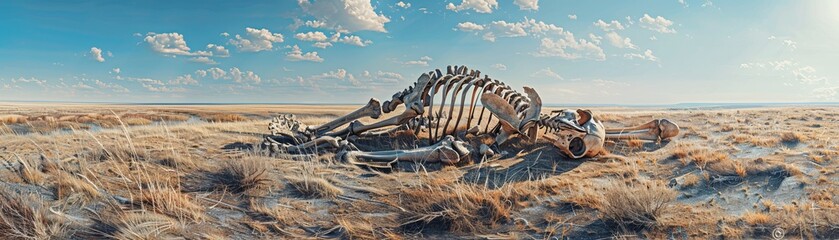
339, 135, 469, 164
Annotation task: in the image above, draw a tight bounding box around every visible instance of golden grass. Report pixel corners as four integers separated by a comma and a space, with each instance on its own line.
399, 182, 511, 234
0, 187, 69, 239
0, 114, 28, 124
598, 180, 677, 229
204, 113, 249, 122
741, 212, 771, 225
210, 158, 274, 195
133, 187, 205, 221
286, 174, 344, 198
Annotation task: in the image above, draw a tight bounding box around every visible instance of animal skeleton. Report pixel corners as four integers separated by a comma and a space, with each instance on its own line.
262, 65, 679, 165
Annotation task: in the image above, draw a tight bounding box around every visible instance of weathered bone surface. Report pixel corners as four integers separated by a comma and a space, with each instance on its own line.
262, 65, 681, 165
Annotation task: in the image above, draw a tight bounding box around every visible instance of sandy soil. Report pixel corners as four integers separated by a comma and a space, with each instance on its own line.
0, 103, 837, 239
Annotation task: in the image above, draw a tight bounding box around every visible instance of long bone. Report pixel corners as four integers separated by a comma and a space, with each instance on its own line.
604, 119, 680, 141
264, 136, 341, 154
312, 98, 382, 135
339, 135, 470, 164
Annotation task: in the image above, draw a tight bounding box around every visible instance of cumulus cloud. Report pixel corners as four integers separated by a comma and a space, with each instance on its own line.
11, 77, 47, 87
456, 22, 485, 32
531, 67, 563, 80
313, 42, 333, 49
228, 28, 284, 52
189, 57, 218, 65
94, 79, 131, 93
229, 67, 262, 84
624, 49, 658, 62
170, 74, 199, 85
402, 56, 432, 66
295, 31, 328, 42
793, 66, 826, 84
396, 1, 410, 8
605, 32, 637, 49
195, 67, 227, 79
482, 20, 528, 42
513, 0, 538, 10
375, 71, 403, 82
112, 68, 121, 74
589, 33, 602, 45
332, 33, 372, 47
90, 47, 105, 62
446, 0, 498, 13
286, 45, 324, 62
639, 14, 676, 33
491, 63, 507, 71
206, 44, 230, 57
298, 0, 390, 33
594, 19, 625, 31
144, 32, 209, 56
568, 14, 577, 20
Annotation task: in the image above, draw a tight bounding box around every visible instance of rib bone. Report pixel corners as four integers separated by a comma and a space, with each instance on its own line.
605, 119, 680, 141
313, 98, 382, 135
339, 135, 469, 164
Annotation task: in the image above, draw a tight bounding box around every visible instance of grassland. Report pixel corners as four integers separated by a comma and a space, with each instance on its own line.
0, 103, 837, 239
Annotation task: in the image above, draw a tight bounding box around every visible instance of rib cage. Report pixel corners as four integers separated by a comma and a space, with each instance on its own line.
384, 65, 534, 144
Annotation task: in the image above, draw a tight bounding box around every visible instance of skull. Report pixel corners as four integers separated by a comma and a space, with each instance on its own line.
543, 109, 606, 159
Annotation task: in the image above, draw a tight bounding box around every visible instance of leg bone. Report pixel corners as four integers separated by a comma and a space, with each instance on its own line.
339, 135, 469, 164
313, 98, 382, 135
605, 119, 680, 141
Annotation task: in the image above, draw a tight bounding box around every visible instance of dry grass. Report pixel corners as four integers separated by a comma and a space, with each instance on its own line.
0, 187, 69, 239
0, 114, 28, 124
286, 174, 344, 198
208, 158, 275, 195
598, 180, 677, 230
399, 181, 512, 234
133, 187, 205, 221
204, 113, 249, 122
741, 212, 771, 225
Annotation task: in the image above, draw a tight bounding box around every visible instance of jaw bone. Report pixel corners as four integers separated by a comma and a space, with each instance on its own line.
338, 135, 470, 165
605, 119, 680, 141
312, 98, 382, 135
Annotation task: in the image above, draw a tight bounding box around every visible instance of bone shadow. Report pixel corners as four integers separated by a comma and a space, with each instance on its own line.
606, 139, 672, 156
459, 140, 586, 189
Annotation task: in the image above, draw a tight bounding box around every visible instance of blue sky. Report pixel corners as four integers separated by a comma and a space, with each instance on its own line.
1, 0, 838, 104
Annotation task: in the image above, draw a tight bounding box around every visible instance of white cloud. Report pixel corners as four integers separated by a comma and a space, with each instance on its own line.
605, 32, 637, 49
112, 68, 121, 74
286, 45, 324, 62
531, 67, 563, 80
206, 44, 230, 57
396, 1, 410, 8
639, 14, 676, 33
220, 32, 230, 37
446, 0, 498, 13
491, 63, 507, 71
305, 20, 326, 28
623, 49, 658, 62
513, 0, 538, 11
594, 19, 625, 31
295, 31, 328, 42
456, 22, 485, 32
170, 74, 199, 85
482, 20, 528, 42
228, 27, 284, 52
783, 39, 797, 51
189, 57, 218, 65
94, 79, 130, 93
229, 67, 261, 84
90, 47, 105, 62
313, 42, 333, 49
649, 36, 658, 41
144, 32, 210, 56
402, 56, 432, 66
813, 87, 839, 100
11, 77, 47, 87
298, 0, 390, 33
793, 66, 826, 84
589, 33, 602, 45
195, 67, 227, 79
376, 71, 403, 82
72, 82, 95, 90
568, 14, 577, 20
332, 33, 372, 47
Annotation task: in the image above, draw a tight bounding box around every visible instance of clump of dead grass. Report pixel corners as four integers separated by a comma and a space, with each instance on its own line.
90, 210, 183, 240
0, 114, 28, 124
209, 158, 274, 195
399, 182, 511, 234
780, 131, 805, 145
285, 174, 344, 199
54, 171, 102, 201
0, 187, 70, 239
133, 186, 205, 222
598, 180, 677, 230
205, 113, 249, 122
